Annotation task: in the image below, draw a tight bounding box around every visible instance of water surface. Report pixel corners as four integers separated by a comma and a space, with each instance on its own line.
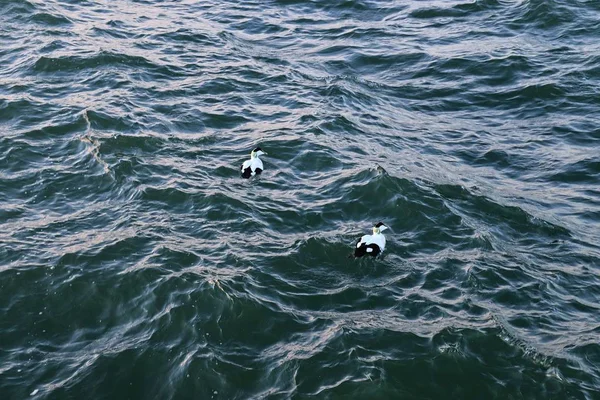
1, 0, 600, 398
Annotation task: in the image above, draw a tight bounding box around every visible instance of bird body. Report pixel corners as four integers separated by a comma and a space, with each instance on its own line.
241, 147, 266, 178
354, 222, 388, 258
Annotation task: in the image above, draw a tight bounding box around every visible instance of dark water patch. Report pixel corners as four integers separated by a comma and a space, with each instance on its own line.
84, 110, 143, 133
1, 0, 37, 17
349, 51, 430, 75
435, 184, 571, 241
453, 0, 501, 13
0, 99, 64, 126
97, 132, 166, 155
199, 111, 252, 131
330, 26, 399, 41
409, 6, 468, 20
230, 17, 290, 36
287, 145, 345, 176
474, 54, 538, 86
22, 116, 89, 140
55, 234, 155, 272
463, 82, 567, 113
37, 39, 70, 54
474, 149, 512, 168
89, 26, 134, 40
29, 12, 72, 26
31, 51, 183, 79
0, 139, 48, 177
548, 158, 600, 185
509, 0, 577, 31
550, 121, 600, 146
450, 147, 515, 173
0, 205, 26, 224
151, 28, 217, 45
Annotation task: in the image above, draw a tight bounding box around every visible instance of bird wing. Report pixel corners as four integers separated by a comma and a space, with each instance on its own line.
356, 235, 370, 248
253, 158, 264, 171
241, 159, 252, 171
370, 235, 386, 252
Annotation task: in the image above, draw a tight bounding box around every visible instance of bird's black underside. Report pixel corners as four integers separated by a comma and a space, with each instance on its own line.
241, 167, 251, 179
354, 243, 381, 258
241, 167, 262, 179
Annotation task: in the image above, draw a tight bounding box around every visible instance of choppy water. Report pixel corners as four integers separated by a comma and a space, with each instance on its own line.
1, 0, 600, 398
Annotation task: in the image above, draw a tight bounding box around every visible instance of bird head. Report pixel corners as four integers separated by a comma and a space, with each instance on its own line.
251, 147, 266, 158
373, 222, 389, 234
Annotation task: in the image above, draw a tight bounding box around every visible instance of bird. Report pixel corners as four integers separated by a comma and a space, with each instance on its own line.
240, 147, 267, 179
354, 222, 389, 258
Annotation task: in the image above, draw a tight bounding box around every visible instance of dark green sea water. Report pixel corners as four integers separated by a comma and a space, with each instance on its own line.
1, 0, 600, 398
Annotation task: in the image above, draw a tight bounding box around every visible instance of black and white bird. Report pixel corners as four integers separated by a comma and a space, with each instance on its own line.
354, 222, 389, 258
241, 147, 267, 179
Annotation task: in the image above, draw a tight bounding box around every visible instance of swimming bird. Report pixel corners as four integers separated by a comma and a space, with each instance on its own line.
354, 222, 388, 258
241, 147, 266, 179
